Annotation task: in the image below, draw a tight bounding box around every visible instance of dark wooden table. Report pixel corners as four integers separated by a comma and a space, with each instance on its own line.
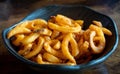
0, 0, 120, 74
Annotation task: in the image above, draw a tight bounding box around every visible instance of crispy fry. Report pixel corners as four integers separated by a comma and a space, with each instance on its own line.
44, 36, 51, 41
93, 21, 112, 36
101, 27, 112, 36
12, 34, 25, 46
83, 29, 90, 41
78, 41, 89, 58
43, 52, 62, 63
36, 54, 52, 64
26, 19, 47, 30
62, 33, 78, 63
55, 14, 72, 26
34, 28, 52, 36
93, 20, 102, 27
90, 31, 105, 54
24, 37, 44, 59
21, 33, 39, 45
53, 40, 61, 50
89, 25, 106, 54
36, 54, 45, 64
7, 21, 31, 39
75, 20, 84, 27
51, 30, 60, 39
18, 43, 33, 55
44, 40, 65, 59
48, 22, 81, 33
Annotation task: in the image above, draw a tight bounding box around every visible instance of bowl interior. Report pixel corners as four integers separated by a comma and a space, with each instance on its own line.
2, 5, 119, 71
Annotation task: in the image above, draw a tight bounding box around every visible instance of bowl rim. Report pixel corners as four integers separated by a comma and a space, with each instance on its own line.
2, 5, 119, 71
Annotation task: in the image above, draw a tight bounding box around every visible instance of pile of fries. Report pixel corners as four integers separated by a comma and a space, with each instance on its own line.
7, 14, 112, 65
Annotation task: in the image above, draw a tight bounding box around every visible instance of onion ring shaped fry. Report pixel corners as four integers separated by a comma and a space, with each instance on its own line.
90, 31, 105, 54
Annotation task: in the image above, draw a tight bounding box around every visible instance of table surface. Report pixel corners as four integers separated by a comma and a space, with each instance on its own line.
0, 0, 120, 74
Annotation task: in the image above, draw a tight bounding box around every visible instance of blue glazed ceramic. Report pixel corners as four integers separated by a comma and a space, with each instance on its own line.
2, 5, 119, 73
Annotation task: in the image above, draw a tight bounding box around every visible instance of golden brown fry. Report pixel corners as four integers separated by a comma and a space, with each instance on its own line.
83, 29, 90, 41
101, 27, 112, 36
24, 37, 44, 59
34, 28, 52, 36
90, 31, 105, 54
44, 40, 65, 59
78, 36, 84, 48
21, 33, 39, 45
56, 34, 65, 41
93, 21, 112, 36
48, 22, 81, 33
36, 54, 52, 64
61, 33, 78, 63
44, 36, 51, 41
93, 36, 101, 41
89, 25, 106, 54
36, 54, 44, 64
75, 20, 84, 27
78, 41, 89, 58
26, 19, 47, 30
7, 21, 31, 39
55, 14, 72, 26
12, 34, 25, 46
51, 30, 60, 39
70, 34, 79, 57
89, 24, 105, 40
45, 39, 61, 49
43, 52, 62, 63
18, 43, 33, 55
53, 40, 61, 50
32, 19, 47, 27
93, 20, 102, 27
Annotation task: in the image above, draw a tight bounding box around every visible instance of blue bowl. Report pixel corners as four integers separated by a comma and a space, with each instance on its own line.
2, 5, 119, 73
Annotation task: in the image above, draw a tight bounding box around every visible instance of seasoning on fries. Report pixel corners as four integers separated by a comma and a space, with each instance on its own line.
7, 14, 112, 65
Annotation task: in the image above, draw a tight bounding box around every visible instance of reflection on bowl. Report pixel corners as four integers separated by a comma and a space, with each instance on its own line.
2, 5, 119, 73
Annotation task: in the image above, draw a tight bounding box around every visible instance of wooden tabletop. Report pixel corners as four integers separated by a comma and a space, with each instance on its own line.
0, 0, 120, 74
